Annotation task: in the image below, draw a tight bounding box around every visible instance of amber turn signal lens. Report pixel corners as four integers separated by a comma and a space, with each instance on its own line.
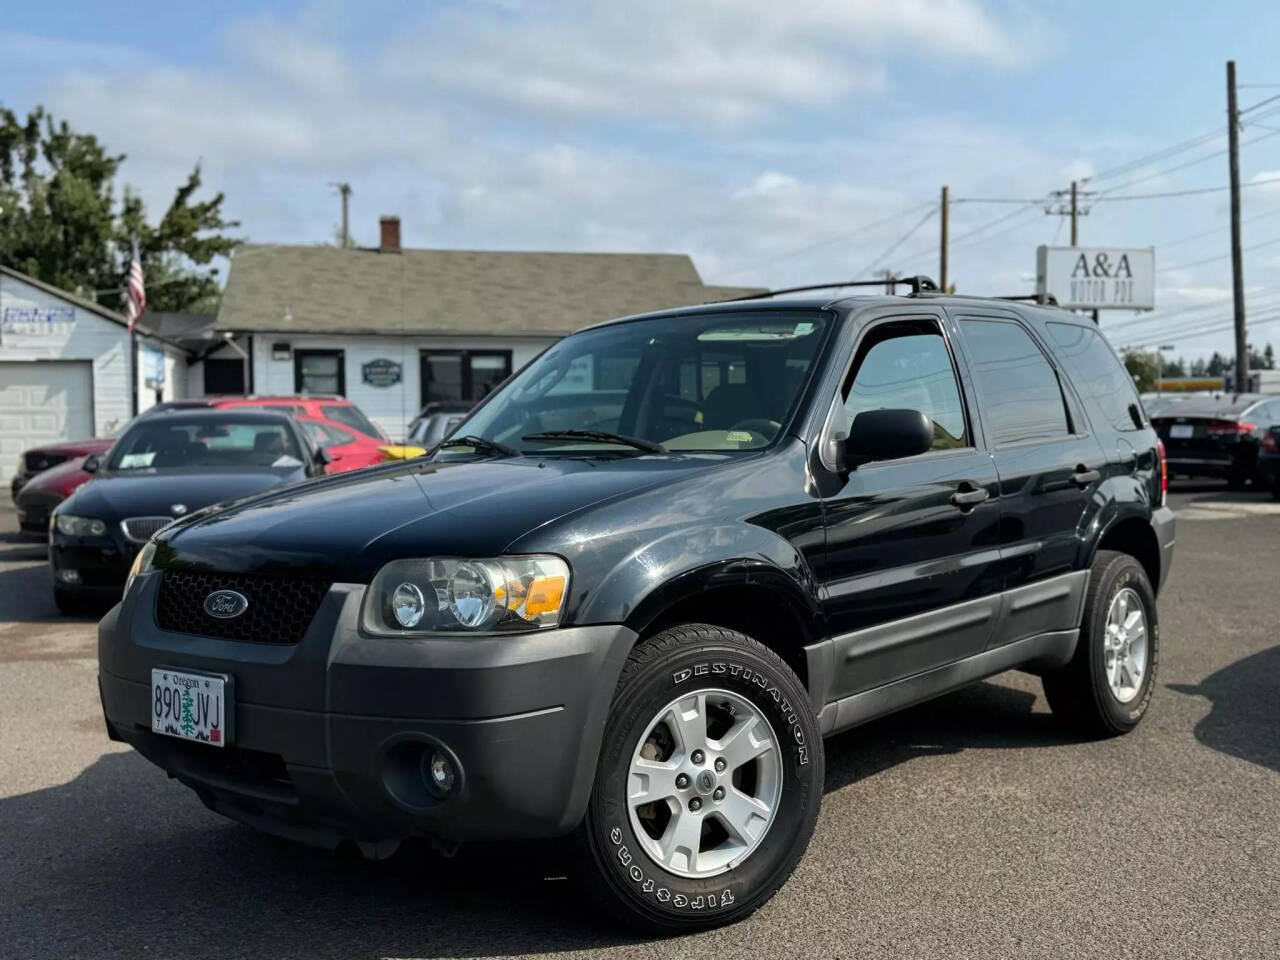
523, 576, 566, 616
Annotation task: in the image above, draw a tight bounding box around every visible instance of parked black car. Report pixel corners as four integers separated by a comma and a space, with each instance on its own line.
52, 410, 327, 613
98, 289, 1173, 932
1150, 393, 1280, 487
1258, 425, 1280, 499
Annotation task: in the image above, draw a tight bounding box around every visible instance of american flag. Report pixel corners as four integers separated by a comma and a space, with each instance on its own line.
125, 237, 146, 333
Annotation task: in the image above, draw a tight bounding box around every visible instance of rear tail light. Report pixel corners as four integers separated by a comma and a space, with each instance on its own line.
1204, 420, 1256, 436
1264, 433, 1278, 453
1156, 439, 1167, 506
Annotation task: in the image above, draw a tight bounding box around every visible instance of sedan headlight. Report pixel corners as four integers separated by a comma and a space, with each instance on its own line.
125, 541, 157, 597
362, 556, 570, 635
54, 513, 107, 537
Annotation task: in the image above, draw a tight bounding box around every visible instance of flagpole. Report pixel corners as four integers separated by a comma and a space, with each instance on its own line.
130, 326, 139, 418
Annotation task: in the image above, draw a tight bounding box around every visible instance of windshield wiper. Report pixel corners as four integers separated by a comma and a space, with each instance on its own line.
432, 435, 522, 458
521, 430, 666, 454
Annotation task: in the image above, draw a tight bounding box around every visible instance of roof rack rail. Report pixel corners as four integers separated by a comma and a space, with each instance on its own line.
717, 275, 939, 302
995, 293, 1059, 306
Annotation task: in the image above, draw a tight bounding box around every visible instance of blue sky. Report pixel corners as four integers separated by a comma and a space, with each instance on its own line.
3, 0, 1280, 357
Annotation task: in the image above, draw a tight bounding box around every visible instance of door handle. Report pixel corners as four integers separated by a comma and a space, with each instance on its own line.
950, 483, 990, 509
1071, 466, 1101, 487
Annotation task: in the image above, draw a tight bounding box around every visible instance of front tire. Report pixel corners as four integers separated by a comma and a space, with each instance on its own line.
575, 624, 823, 933
1043, 550, 1159, 736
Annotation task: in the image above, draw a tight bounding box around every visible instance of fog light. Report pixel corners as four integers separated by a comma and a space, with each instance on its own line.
391, 582, 426, 627
424, 750, 456, 797
57, 569, 81, 584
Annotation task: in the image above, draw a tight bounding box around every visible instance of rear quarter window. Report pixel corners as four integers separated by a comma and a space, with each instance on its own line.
1046, 322, 1145, 431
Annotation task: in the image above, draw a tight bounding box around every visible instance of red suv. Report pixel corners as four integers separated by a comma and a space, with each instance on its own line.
212, 396, 386, 442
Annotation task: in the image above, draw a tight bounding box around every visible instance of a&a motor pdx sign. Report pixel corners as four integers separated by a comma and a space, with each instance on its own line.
1036, 246, 1155, 311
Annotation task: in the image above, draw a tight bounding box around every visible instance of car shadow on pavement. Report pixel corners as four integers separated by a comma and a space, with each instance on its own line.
0, 680, 1076, 959
1169, 645, 1280, 775
0, 752, 637, 959
822, 678, 1081, 792
0, 557, 108, 625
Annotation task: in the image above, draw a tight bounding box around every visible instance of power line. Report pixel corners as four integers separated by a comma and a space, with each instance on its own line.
852, 205, 938, 278
1241, 93, 1280, 114
1084, 127, 1223, 185
1157, 233, 1280, 273
714, 199, 936, 279
1096, 175, 1280, 201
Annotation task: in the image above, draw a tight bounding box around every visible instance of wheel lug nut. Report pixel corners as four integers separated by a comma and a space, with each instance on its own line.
691, 750, 705, 764
690, 798, 702, 812
713, 786, 725, 802
675, 773, 690, 790
714, 757, 726, 773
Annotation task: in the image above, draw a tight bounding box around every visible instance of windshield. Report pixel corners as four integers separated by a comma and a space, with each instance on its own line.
444, 310, 830, 457
106, 419, 304, 471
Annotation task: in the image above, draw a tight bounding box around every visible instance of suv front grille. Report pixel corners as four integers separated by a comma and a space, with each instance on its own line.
121, 516, 174, 543
155, 570, 332, 645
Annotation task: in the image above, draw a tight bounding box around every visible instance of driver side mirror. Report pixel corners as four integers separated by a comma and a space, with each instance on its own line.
838, 408, 933, 470
82, 454, 101, 474
315, 447, 333, 466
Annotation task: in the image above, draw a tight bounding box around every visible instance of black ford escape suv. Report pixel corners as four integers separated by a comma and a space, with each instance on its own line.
99, 284, 1174, 933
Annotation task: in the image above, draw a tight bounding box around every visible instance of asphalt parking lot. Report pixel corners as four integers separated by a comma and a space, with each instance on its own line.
1, 486, 1277, 960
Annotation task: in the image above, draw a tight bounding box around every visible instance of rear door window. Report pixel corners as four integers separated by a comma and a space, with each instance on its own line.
959, 319, 1070, 446
1046, 322, 1145, 431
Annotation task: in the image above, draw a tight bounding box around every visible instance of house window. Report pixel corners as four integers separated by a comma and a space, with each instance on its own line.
420, 350, 512, 406
294, 350, 345, 395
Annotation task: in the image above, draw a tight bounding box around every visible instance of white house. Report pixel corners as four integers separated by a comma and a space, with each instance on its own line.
0, 265, 191, 484
200, 217, 759, 440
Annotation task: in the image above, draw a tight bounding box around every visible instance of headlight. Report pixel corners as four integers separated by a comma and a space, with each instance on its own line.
362, 555, 570, 635
55, 513, 107, 537
125, 541, 157, 597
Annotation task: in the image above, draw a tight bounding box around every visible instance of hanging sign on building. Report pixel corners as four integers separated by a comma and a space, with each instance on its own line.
1036, 246, 1155, 311
362, 358, 402, 387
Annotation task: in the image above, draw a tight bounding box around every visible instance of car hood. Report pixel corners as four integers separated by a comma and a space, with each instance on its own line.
158, 455, 729, 581
62, 468, 300, 522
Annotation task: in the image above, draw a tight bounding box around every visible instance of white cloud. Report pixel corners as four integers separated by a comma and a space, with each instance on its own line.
383, 0, 1034, 126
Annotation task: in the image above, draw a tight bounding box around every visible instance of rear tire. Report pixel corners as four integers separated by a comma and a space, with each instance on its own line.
574, 624, 823, 933
1043, 550, 1158, 736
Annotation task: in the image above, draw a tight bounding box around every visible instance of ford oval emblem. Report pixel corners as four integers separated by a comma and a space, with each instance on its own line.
204, 590, 249, 619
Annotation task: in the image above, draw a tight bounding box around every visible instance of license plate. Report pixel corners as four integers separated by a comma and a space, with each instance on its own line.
1170, 424, 1194, 439
151, 668, 231, 747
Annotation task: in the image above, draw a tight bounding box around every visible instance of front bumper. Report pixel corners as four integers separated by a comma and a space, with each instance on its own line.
1152, 505, 1176, 593
98, 572, 635, 849
50, 531, 137, 590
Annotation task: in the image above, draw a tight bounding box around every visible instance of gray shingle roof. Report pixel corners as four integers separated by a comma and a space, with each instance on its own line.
215, 245, 762, 336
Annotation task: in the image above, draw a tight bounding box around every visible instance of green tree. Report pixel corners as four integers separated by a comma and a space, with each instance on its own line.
1121, 348, 1161, 392
1207, 352, 1228, 377
1264, 343, 1275, 370
0, 104, 239, 314
1190, 357, 1208, 377
1161, 356, 1186, 378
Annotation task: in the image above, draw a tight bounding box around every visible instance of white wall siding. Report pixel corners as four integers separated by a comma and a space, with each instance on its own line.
248, 334, 556, 439
0, 273, 134, 436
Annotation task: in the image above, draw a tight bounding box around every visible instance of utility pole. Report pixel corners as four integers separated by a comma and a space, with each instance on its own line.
331, 182, 352, 247
939, 185, 949, 293
1227, 60, 1248, 394
1047, 181, 1094, 243
1070, 180, 1079, 246
879, 269, 896, 295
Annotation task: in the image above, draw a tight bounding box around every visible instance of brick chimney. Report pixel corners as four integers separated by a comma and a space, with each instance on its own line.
379, 216, 401, 253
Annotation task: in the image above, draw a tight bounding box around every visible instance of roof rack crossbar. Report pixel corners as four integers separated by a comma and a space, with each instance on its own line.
718, 275, 939, 302
995, 293, 1059, 306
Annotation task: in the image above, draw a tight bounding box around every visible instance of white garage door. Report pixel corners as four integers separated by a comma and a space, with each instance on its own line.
0, 361, 94, 484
